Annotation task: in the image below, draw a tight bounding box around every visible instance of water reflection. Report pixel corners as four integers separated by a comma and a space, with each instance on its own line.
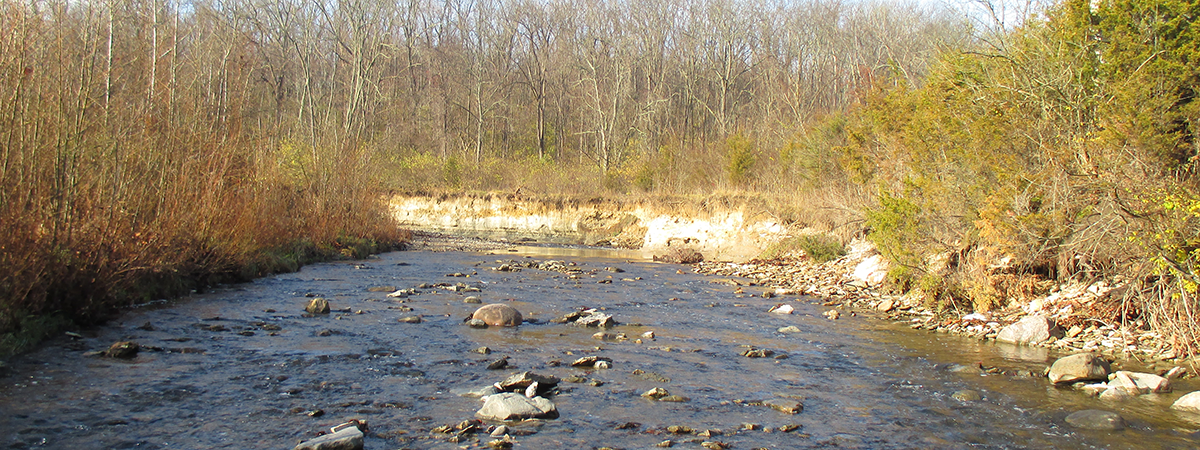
993, 342, 1050, 362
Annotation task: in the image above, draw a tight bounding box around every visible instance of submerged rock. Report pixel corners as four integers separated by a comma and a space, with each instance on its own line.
1171, 391, 1200, 412
1048, 353, 1110, 384
306, 298, 331, 315
762, 398, 803, 414
294, 421, 366, 450
471, 304, 523, 327
1064, 409, 1125, 431
653, 247, 704, 264
952, 390, 982, 402
476, 392, 558, 421
996, 315, 1058, 345
642, 387, 670, 400
571, 356, 613, 369
104, 341, 140, 359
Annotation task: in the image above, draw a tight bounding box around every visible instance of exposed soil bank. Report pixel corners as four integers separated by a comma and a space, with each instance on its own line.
390, 193, 789, 262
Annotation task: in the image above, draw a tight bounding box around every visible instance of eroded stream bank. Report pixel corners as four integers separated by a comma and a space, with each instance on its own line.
2, 239, 1199, 449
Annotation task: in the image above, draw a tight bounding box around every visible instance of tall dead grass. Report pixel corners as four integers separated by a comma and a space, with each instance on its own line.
0, 4, 407, 355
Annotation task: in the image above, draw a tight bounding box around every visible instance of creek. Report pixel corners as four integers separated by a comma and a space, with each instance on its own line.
1, 242, 1198, 449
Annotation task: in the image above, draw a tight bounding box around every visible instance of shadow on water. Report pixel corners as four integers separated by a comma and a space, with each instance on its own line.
2, 246, 1200, 449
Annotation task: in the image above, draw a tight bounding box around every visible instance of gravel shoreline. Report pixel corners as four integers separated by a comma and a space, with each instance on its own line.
690, 243, 1196, 375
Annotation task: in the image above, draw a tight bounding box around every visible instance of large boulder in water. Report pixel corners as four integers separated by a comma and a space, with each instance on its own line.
1048, 353, 1111, 384
470, 304, 523, 327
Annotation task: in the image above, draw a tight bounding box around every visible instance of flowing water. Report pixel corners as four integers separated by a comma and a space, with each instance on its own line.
2, 244, 1200, 449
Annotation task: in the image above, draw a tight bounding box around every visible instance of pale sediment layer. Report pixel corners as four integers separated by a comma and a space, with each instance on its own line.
391, 194, 788, 262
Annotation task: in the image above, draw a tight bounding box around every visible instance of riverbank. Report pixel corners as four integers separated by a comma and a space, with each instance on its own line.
692, 240, 1195, 374
395, 192, 1200, 369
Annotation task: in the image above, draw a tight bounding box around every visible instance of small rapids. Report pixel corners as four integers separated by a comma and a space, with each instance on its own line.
2, 244, 1199, 449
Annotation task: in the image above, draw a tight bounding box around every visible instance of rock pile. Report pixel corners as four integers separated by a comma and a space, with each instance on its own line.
552, 309, 616, 328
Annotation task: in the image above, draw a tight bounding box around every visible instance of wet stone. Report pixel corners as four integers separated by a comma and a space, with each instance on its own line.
1172, 391, 1200, 412
464, 296, 483, 304
741, 348, 774, 358
762, 398, 803, 414
476, 392, 558, 421
499, 371, 560, 394
571, 356, 613, 368
666, 425, 693, 434
574, 311, 616, 328
306, 298, 331, 315
996, 315, 1058, 345
103, 341, 139, 359
1048, 353, 1111, 384
777, 326, 801, 334
471, 304, 523, 327
398, 316, 422, 324
487, 357, 510, 370
642, 387, 670, 400
293, 422, 364, 450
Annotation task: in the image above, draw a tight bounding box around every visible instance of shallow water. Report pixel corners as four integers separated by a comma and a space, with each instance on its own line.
2, 246, 1200, 449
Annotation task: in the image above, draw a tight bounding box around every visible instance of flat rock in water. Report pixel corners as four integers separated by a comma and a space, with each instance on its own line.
571, 356, 613, 368
777, 326, 801, 334
294, 423, 364, 450
306, 298, 331, 315
574, 312, 615, 328
471, 304, 523, 327
996, 315, 1057, 345
1108, 371, 1170, 394
1048, 353, 1110, 384
476, 392, 558, 421
1064, 409, 1125, 430
499, 371, 560, 393
763, 398, 803, 414
464, 296, 483, 304
769, 304, 794, 314
1171, 391, 1200, 412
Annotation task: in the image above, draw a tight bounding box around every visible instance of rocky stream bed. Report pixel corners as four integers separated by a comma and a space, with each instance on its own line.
2, 235, 1200, 449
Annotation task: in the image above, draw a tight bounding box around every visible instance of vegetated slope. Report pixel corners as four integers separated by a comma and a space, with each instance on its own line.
0, 1, 409, 354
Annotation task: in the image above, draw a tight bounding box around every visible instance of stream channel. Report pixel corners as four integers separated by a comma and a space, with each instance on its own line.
2, 242, 1199, 449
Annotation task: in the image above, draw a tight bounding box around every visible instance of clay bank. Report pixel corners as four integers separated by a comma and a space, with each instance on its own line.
390, 193, 788, 262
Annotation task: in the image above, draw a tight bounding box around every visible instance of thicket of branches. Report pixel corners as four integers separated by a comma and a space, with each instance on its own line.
844, 0, 1200, 356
